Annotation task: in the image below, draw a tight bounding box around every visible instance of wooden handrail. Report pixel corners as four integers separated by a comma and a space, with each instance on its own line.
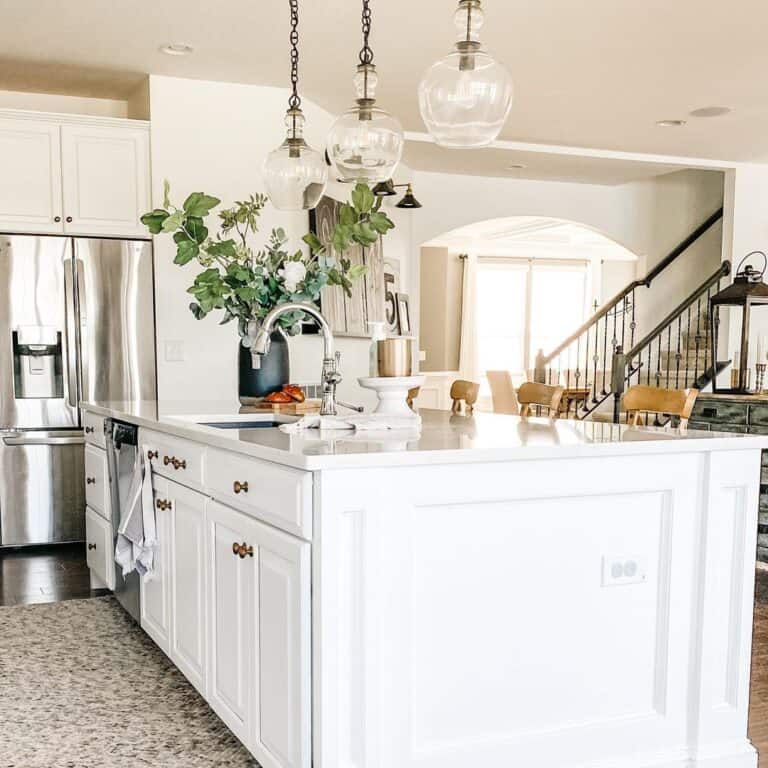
539, 207, 723, 364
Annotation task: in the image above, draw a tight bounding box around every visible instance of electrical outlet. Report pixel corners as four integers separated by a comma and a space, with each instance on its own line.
164, 340, 185, 362
602, 556, 647, 587
419, 350, 427, 362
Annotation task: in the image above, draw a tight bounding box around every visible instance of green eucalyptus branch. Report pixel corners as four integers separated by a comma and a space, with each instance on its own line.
140, 181, 395, 336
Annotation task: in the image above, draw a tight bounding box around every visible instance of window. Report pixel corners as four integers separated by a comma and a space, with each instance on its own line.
476, 258, 589, 386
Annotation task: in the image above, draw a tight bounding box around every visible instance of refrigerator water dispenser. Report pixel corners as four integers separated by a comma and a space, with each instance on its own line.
13, 326, 63, 399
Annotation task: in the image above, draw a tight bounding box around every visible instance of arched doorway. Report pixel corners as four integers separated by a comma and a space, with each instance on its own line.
418, 216, 640, 408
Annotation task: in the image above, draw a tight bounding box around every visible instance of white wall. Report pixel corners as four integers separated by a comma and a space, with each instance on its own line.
148, 75, 414, 410
719, 164, 768, 386
0, 89, 130, 118
411, 168, 724, 347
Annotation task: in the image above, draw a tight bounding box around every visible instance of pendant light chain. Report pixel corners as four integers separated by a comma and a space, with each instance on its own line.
288, 0, 301, 110
358, 0, 374, 65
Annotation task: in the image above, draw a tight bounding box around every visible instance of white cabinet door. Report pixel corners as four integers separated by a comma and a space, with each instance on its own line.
206, 500, 255, 745
168, 480, 207, 695
140, 476, 171, 655
60, 123, 150, 237
249, 519, 311, 768
0, 118, 63, 233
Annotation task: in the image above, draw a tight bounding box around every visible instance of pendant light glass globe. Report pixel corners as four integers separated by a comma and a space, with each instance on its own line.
327, 64, 404, 183
264, 108, 328, 211
418, 0, 513, 148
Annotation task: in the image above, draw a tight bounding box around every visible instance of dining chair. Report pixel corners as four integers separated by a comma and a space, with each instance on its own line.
622, 384, 699, 427
450, 380, 480, 415
517, 382, 565, 418
486, 370, 519, 415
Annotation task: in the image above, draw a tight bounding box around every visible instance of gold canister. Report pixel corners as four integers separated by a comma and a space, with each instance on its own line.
377, 338, 413, 377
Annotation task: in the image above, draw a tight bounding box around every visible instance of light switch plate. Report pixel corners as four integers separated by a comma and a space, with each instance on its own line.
164, 340, 185, 362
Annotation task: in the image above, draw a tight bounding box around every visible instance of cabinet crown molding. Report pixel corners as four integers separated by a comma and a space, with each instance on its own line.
0, 108, 149, 131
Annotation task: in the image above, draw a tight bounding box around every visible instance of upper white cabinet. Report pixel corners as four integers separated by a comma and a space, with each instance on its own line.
60, 123, 150, 238
0, 111, 150, 238
0, 118, 63, 233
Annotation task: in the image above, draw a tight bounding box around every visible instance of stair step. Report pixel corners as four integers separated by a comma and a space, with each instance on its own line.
658, 349, 711, 367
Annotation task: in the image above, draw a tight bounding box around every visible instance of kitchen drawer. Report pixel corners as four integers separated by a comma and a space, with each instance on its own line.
141, 429, 205, 489
86, 506, 115, 590
690, 400, 748, 425
84, 443, 109, 519
205, 448, 312, 539
750, 404, 768, 427
687, 421, 712, 432
83, 411, 106, 449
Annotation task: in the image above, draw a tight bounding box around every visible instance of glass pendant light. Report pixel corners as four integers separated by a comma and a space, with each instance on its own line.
418, 0, 513, 148
326, 0, 404, 183
264, 0, 327, 210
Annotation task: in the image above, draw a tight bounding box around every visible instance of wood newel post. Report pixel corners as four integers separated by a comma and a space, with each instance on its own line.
611, 345, 626, 424
534, 349, 546, 384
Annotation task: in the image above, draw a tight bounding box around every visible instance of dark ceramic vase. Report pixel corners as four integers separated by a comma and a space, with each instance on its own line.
238, 329, 290, 404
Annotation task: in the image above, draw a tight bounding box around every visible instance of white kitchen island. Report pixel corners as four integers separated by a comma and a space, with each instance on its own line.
81, 402, 766, 768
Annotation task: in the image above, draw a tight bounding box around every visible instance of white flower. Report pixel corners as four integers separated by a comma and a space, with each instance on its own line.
279, 261, 307, 293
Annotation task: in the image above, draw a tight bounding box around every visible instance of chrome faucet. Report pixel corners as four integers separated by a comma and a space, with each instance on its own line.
253, 302, 341, 416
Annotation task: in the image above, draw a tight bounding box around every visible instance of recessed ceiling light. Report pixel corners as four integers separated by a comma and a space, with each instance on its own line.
160, 43, 194, 56
506, 163, 527, 170
689, 106, 732, 118
656, 119, 687, 128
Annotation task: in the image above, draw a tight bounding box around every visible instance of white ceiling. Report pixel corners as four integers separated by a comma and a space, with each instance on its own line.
425, 216, 639, 260
402, 141, 689, 185
3, 0, 768, 161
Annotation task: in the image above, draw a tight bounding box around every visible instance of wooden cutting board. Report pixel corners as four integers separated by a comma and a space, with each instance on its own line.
242, 398, 322, 415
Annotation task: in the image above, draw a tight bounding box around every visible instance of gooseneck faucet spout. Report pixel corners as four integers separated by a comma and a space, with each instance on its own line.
253, 302, 340, 416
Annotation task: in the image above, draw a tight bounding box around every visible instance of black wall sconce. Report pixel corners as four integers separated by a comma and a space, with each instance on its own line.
372, 179, 423, 209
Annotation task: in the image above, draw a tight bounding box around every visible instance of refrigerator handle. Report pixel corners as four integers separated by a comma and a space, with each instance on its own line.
62, 258, 80, 410
74, 256, 88, 404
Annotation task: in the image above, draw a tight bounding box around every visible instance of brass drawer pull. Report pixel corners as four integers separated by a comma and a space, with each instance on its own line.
172, 457, 187, 470
86, 477, 96, 485
231, 541, 254, 559
88, 543, 96, 551
233, 480, 249, 494
156, 498, 171, 511
147, 450, 158, 460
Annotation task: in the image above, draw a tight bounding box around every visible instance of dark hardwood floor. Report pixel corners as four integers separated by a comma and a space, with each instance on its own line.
0, 543, 110, 606
751, 568, 768, 766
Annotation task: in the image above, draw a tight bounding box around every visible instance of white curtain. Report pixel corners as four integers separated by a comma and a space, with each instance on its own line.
458, 253, 479, 383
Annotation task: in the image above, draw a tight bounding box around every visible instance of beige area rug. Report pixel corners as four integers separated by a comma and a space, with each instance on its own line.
0, 596, 258, 767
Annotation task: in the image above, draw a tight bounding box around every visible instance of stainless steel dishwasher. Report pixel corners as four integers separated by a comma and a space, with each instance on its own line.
105, 418, 141, 622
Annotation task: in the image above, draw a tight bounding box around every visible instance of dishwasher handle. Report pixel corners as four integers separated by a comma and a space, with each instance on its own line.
2, 435, 85, 447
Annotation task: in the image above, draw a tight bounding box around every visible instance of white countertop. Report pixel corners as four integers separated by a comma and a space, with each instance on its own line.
81, 399, 768, 471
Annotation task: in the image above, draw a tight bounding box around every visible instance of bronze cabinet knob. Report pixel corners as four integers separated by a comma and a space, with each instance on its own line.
54, 216, 61, 223
147, 450, 158, 460
233, 480, 249, 494
88, 543, 96, 551
171, 457, 186, 470
84, 426, 94, 434
65, 216, 73, 223
232, 541, 254, 558
163, 455, 171, 466
156, 499, 171, 511
86, 477, 96, 485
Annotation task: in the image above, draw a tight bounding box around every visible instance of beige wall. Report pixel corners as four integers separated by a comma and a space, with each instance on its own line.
419, 247, 464, 372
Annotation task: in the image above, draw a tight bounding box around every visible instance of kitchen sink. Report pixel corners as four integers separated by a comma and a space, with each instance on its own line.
199, 420, 285, 430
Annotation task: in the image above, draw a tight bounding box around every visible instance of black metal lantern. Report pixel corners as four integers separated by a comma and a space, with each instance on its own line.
710, 251, 768, 394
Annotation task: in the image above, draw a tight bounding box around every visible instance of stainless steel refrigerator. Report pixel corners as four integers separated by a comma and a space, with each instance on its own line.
0, 235, 156, 546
